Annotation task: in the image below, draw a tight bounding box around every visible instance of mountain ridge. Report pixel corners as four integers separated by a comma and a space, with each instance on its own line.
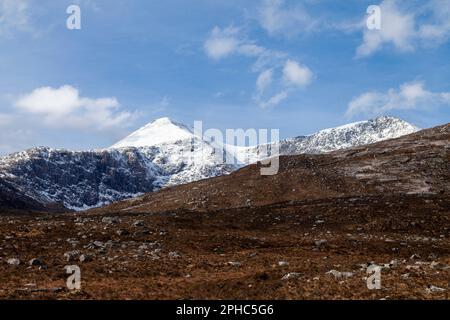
0, 116, 419, 211
101, 121, 449, 215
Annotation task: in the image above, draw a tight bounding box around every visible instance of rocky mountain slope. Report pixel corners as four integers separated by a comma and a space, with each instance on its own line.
0, 116, 418, 211
103, 122, 449, 214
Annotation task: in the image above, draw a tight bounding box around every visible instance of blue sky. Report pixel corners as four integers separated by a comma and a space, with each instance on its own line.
1, 0, 450, 155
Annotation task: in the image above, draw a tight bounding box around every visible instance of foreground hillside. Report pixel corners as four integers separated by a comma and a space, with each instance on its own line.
0, 123, 448, 300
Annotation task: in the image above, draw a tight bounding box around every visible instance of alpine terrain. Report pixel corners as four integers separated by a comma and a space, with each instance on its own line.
0, 121, 448, 300
0, 116, 417, 211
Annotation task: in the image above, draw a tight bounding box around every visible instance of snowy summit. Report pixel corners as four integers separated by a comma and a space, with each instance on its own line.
111, 117, 195, 148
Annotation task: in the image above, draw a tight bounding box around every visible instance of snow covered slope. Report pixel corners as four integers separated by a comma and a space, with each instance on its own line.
284, 116, 419, 155
0, 116, 418, 211
111, 117, 195, 148
228, 116, 419, 165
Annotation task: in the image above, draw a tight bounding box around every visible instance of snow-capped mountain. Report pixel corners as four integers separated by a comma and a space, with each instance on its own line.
0, 116, 418, 211
226, 116, 419, 164
111, 117, 195, 148
280, 115, 419, 156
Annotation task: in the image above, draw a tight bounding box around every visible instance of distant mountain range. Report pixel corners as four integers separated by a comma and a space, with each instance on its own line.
0, 116, 418, 211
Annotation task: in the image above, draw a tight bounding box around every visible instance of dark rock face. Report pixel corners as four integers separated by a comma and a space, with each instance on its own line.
0, 178, 47, 211
0, 148, 161, 210
0, 143, 234, 211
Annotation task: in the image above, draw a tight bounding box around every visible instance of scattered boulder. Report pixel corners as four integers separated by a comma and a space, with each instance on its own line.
79, 254, 94, 263
64, 250, 80, 262
383, 259, 398, 270
428, 253, 439, 260
168, 251, 181, 259
87, 241, 105, 249
281, 272, 301, 280
116, 229, 130, 236
102, 217, 121, 225
326, 270, 354, 279
227, 261, 242, 267
314, 239, 328, 247
426, 285, 446, 294
410, 254, 421, 260
29, 258, 45, 267
7, 258, 20, 266
133, 229, 151, 237
132, 220, 145, 227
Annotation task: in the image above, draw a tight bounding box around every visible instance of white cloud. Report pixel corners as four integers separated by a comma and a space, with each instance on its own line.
14, 85, 136, 131
357, 0, 450, 57
204, 26, 241, 60
16, 85, 119, 116
204, 26, 268, 61
259, 90, 289, 109
255, 59, 313, 109
0, 0, 31, 37
283, 59, 313, 87
357, 1, 415, 57
256, 69, 273, 93
346, 81, 450, 117
258, 0, 318, 38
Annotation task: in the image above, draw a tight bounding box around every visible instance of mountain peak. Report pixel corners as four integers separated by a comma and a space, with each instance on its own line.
149, 117, 175, 125
290, 115, 419, 155
111, 117, 194, 148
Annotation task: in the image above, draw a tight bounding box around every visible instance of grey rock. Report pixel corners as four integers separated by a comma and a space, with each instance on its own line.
326, 270, 354, 279
29, 258, 45, 266
64, 250, 80, 262
426, 285, 446, 293
116, 229, 130, 236
7, 258, 20, 266
132, 220, 145, 227
227, 261, 242, 267
102, 217, 122, 225
79, 254, 94, 263
314, 239, 328, 247
281, 272, 301, 280
168, 251, 181, 259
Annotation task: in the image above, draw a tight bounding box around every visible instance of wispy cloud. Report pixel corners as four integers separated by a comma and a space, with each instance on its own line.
256, 69, 273, 93
204, 24, 314, 108
204, 25, 269, 62
258, 90, 288, 109
346, 81, 450, 117
257, 0, 319, 38
0, 0, 32, 37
